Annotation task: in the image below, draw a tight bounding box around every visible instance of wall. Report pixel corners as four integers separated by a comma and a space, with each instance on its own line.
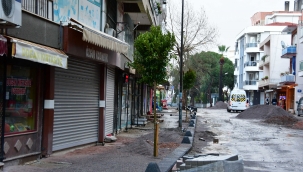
269, 34, 291, 79
53, 0, 101, 30
7, 12, 60, 49
295, 25, 303, 114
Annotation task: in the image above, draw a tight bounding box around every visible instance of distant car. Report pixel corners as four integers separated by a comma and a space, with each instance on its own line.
227, 89, 247, 112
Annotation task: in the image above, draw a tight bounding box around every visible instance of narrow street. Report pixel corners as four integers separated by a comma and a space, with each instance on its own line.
190, 108, 303, 172
3, 107, 303, 172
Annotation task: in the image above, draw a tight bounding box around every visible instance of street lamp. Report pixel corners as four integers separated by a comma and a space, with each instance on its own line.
179, 0, 184, 128
219, 56, 225, 101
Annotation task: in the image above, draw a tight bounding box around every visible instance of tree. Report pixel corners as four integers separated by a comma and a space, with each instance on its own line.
129, 26, 175, 157
183, 69, 196, 121
218, 45, 230, 55
189, 51, 221, 106
217, 45, 229, 101
167, 1, 218, 108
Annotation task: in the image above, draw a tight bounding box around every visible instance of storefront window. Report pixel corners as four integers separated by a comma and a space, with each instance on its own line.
4, 65, 37, 134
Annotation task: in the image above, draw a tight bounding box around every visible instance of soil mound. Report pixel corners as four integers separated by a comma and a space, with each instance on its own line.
236, 105, 298, 126
209, 101, 227, 109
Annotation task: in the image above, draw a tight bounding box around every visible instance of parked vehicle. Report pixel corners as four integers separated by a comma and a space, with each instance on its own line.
227, 89, 247, 112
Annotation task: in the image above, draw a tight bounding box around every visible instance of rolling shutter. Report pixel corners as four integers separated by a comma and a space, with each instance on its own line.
53, 59, 99, 151
105, 67, 115, 135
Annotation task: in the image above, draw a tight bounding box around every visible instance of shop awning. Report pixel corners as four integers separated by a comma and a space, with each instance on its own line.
0, 35, 7, 56
70, 18, 129, 55
8, 37, 68, 69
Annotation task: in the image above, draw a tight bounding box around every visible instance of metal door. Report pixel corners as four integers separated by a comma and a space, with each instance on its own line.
53, 59, 99, 151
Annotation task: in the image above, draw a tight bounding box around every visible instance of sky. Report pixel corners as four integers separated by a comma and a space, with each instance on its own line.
168, 0, 295, 52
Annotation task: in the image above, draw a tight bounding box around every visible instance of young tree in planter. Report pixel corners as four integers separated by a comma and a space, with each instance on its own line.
129, 26, 175, 157
183, 69, 196, 121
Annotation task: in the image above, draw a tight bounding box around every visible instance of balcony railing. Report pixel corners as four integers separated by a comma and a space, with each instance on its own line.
280, 75, 295, 83
244, 61, 257, 67
259, 78, 281, 87
244, 80, 257, 85
22, 0, 53, 20
281, 46, 296, 58
246, 43, 257, 48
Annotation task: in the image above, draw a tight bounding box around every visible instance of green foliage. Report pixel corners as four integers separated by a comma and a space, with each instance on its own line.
261, 55, 268, 62
129, 26, 176, 86
202, 93, 207, 103
218, 45, 230, 54
183, 69, 196, 90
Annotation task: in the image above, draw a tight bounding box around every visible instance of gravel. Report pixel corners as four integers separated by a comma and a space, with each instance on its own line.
209, 101, 227, 109
236, 105, 299, 126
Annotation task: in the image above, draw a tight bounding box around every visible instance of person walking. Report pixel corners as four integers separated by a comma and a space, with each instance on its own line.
272, 97, 277, 105
266, 97, 270, 105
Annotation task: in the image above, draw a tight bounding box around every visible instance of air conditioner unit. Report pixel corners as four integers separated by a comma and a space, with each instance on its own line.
0, 0, 22, 27
105, 28, 116, 37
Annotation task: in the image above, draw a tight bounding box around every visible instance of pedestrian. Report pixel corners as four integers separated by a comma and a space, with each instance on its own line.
266, 97, 269, 105
272, 97, 277, 105
246, 99, 249, 108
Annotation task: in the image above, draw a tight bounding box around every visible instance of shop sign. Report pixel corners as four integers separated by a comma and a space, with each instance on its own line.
13, 42, 68, 69
298, 89, 302, 93
86, 47, 108, 63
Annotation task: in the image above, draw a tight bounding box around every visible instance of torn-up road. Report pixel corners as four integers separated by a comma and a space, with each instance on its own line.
188, 108, 303, 172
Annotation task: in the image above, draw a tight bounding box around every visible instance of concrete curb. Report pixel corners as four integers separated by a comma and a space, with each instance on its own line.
146, 113, 197, 172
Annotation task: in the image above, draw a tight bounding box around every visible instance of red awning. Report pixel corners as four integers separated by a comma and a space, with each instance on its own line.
0, 35, 7, 56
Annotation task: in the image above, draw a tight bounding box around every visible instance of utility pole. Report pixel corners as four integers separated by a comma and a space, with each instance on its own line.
179, 0, 184, 128
219, 56, 225, 101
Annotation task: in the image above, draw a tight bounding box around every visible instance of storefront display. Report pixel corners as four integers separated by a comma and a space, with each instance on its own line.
4, 65, 37, 134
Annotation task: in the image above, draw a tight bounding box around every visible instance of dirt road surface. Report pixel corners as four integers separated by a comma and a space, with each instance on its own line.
189, 108, 303, 172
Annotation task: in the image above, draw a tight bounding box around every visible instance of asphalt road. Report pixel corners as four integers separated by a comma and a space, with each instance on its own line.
191, 108, 303, 172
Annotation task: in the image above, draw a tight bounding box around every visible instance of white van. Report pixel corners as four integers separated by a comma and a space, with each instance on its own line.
227, 89, 247, 112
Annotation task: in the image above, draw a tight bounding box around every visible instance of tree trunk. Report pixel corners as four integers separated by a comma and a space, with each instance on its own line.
153, 83, 158, 157
185, 91, 188, 121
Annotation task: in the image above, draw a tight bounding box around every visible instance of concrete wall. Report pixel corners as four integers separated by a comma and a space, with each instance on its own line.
269, 34, 291, 79
7, 11, 61, 49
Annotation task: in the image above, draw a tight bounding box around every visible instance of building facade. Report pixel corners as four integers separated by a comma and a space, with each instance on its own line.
0, 0, 165, 165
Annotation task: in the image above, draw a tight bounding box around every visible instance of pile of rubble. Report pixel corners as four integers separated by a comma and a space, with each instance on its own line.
209, 101, 227, 109
236, 105, 299, 126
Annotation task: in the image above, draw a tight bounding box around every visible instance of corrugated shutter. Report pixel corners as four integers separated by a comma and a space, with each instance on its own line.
53, 59, 99, 151
105, 67, 115, 135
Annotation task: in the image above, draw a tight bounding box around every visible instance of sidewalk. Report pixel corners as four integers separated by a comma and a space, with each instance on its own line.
3, 107, 195, 172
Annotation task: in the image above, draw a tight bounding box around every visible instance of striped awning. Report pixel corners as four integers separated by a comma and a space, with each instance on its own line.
70, 18, 129, 55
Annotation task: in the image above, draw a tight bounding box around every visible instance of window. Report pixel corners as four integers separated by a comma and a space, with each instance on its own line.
4, 65, 37, 134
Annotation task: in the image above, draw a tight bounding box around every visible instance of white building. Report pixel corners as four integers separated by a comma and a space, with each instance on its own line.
234, 9, 301, 105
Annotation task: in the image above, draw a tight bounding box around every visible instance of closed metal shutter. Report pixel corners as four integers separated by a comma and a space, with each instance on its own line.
105, 67, 115, 135
53, 59, 99, 151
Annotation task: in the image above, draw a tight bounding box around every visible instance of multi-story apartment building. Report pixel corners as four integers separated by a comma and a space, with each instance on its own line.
234, 7, 301, 105
0, 0, 165, 165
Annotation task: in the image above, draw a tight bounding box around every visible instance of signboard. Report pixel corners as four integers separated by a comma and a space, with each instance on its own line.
211, 93, 219, 98
298, 89, 302, 93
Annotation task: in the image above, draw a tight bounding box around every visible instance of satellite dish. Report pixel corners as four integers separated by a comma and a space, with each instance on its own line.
281, 41, 286, 49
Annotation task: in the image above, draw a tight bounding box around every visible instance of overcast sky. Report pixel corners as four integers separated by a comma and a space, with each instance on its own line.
168, 0, 295, 51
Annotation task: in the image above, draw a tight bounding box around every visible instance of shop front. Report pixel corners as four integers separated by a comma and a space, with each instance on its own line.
47, 24, 131, 152
0, 35, 68, 162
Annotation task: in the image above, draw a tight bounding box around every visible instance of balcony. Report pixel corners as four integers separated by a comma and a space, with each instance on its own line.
245, 42, 259, 53
244, 80, 257, 85
259, 60, 264, 68
281, 46, 296, 58
258, 78, 280, 88
243, 80, 258, 90
246, 43, 257, 48
244, 61, 259, 72
244, 61, 257, 67
280, 75, 295, 85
